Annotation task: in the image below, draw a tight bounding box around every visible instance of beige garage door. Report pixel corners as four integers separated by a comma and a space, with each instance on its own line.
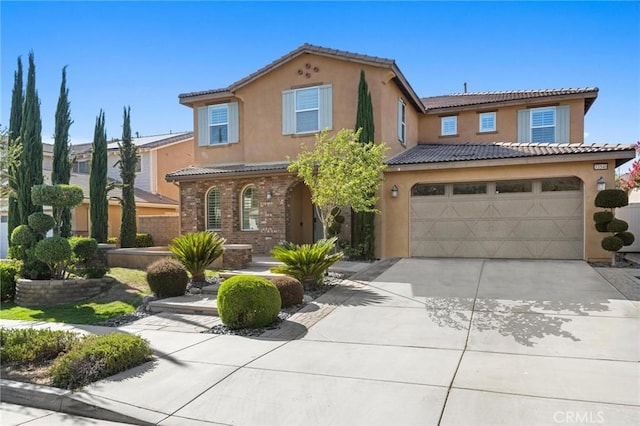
410, 177, 584, 259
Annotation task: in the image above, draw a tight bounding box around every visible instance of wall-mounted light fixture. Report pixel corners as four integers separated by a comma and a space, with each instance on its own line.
597, 177, 606, 192
266, 190, 273, 200
391, 185, 399, 198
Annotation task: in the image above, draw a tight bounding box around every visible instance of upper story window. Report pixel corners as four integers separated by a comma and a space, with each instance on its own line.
206, 187, 221, 231
517, 105, 570, 143
479, 112, 496, 133
241, 185, 259, 231
73, 160, 90, 174
197, 102, 239, 146
282, 84, 332, 135
441, 116, 457, 136
398, 98, 406, 144
135, 155, 142, 173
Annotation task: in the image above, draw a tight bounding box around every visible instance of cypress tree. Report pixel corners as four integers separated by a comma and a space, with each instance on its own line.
17, 51, 43, 224
353, 69, 376, 260
117, 106, 138, 247
7, 57, 23, 244
90, 110, 109, 242
52, 66, 73, 237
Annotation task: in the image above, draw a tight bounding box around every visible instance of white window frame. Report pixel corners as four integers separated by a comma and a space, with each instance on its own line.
240, 185, 259, 231
478, 112, 496, 133
205, 187, 221, 231
74, 160, 90, 174
294, 87, 320, 134
398, 98, 406, 144
441, 116, 457, 136
530, 107, 556, 143
209, 104, 229, 144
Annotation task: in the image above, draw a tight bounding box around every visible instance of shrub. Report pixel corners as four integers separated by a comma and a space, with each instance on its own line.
594, 189, 629, 209
0, 262, 20, 301
70, 237, 98, 262
602, 236, 624, 252
0, 327, 80, 364
84, 265, 110, 279
11, 225, 36, 247
146, 258, 188, 298
270, 237, 344, 290
107, 236, 118, 245
135, 233, 154, 248
269, 276, 304, 307
595, 222, 609, 232
50, 333, 152, 389
593, 211, 614, 225
607, 218, 629, 233
31, 184, 84, 209
34, 236, 72, 279
217, 275, 281, 329
168, 231, 225, 283
616, 231, 635, 246
28, 212, 55, 235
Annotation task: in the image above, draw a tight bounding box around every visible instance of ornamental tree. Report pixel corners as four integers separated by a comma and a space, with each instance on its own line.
288, 128, 388, 239
594, 189, 634, 266
619, 141, 640, 193
31, 184, 84, 236
52, 66, 73, 237
115, 106, 138, 248
7, 56, 23, 242
90, 110, 109, 242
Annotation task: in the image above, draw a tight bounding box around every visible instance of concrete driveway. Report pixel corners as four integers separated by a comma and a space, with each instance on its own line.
2, 259, 638, 425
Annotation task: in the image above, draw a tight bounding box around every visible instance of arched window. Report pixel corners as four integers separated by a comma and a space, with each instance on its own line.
206, 187, 221, 230
241, 185, 259, 230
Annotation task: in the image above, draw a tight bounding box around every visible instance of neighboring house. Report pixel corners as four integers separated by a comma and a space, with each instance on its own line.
166, 44, 634, 261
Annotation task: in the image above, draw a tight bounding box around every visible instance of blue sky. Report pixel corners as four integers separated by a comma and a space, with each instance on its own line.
1, 1, 639, 154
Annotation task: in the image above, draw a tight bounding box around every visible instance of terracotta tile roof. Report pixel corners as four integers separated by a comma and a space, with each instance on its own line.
178, 43, 424, 112
166, 163, 290, 181
387, 142, 635, 166
422, 88, 599, 112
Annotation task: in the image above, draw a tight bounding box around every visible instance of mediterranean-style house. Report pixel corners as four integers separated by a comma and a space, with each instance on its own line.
166, 43, 635, 261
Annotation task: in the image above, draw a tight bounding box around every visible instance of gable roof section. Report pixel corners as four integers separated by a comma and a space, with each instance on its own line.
179, 43, 425, 112
422, 88, 599, 114
387, 142, 635, 168
70, 132, 193, 156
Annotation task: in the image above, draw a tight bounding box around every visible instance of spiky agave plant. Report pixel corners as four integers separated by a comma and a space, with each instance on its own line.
270, 237, 344, 290
168, 231, 225, 283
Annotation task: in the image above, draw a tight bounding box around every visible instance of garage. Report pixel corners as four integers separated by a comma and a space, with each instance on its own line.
410, 177, 583, 259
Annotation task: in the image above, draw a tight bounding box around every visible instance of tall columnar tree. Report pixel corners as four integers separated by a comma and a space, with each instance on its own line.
52, 66, 73, 237
117, 106, 138, 247
17, 52, 43, 224
90, 110, 109, 242
7, 57, 24, 243
352, 69, 376, 260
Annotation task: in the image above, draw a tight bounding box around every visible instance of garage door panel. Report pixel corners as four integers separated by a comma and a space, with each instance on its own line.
410, 179, 583, 260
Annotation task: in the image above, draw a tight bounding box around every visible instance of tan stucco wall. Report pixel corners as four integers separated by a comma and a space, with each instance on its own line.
190, 54, 420, 166
379, 159, 617, 261
418, 98, 586, 143
155, 139, 194, 200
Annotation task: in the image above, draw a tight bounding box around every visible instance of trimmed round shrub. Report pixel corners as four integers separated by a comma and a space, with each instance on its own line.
269, 276, 304, 307
0, 262, 20, 301
595, 222, 609, 232
607, 218, 629, 233
217, 275, 281, 329
28, 212, 55, 234
615, 231, 635, 246
135, 233, 154, 248
595, 189, 628, 209
601, 236, 624, 252
11, 225, 36, 247
593, 211, 614, 225
50, 333, 152, 390
31, 184, 84, 209
70, 237, 98, 262
146, 258, 188, 298
34, 237, 72, 264
84, 265, 110, 279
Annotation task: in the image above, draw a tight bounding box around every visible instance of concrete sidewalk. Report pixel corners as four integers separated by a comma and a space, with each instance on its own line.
1, 259, 639, 425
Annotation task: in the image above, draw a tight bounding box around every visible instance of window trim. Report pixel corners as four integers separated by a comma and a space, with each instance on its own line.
441, 116, 457, 136
530, 107, 556, 143
398, 98, 406, 144
240, 184, 259, 231
205, 187, 222, 231
478, 112, 496, 133
209, 104, 230, 144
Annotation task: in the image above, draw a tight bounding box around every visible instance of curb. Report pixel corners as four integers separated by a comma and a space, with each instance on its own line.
1, 379, 162, 425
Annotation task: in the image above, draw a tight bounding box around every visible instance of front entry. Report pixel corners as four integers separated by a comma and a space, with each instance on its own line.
289, 182, 314, 245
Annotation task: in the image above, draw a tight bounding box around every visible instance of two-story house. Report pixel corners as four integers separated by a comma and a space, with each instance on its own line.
166, 44, 635, 261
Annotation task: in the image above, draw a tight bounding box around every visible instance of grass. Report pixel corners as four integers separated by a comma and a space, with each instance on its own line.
106, 267, 150, 294
0, 300, 138, 324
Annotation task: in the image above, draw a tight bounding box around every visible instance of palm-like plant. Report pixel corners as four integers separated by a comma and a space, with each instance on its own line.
270, 237, 344, 290
168, 231, 225, 283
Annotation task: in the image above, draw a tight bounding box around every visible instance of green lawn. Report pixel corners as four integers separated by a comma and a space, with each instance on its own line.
0, 300, 138, 324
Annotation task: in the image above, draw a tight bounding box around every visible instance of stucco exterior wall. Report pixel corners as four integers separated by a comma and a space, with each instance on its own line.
380, 159, 616, 261
418, 98, 586, 143
155, 139, 194, 200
